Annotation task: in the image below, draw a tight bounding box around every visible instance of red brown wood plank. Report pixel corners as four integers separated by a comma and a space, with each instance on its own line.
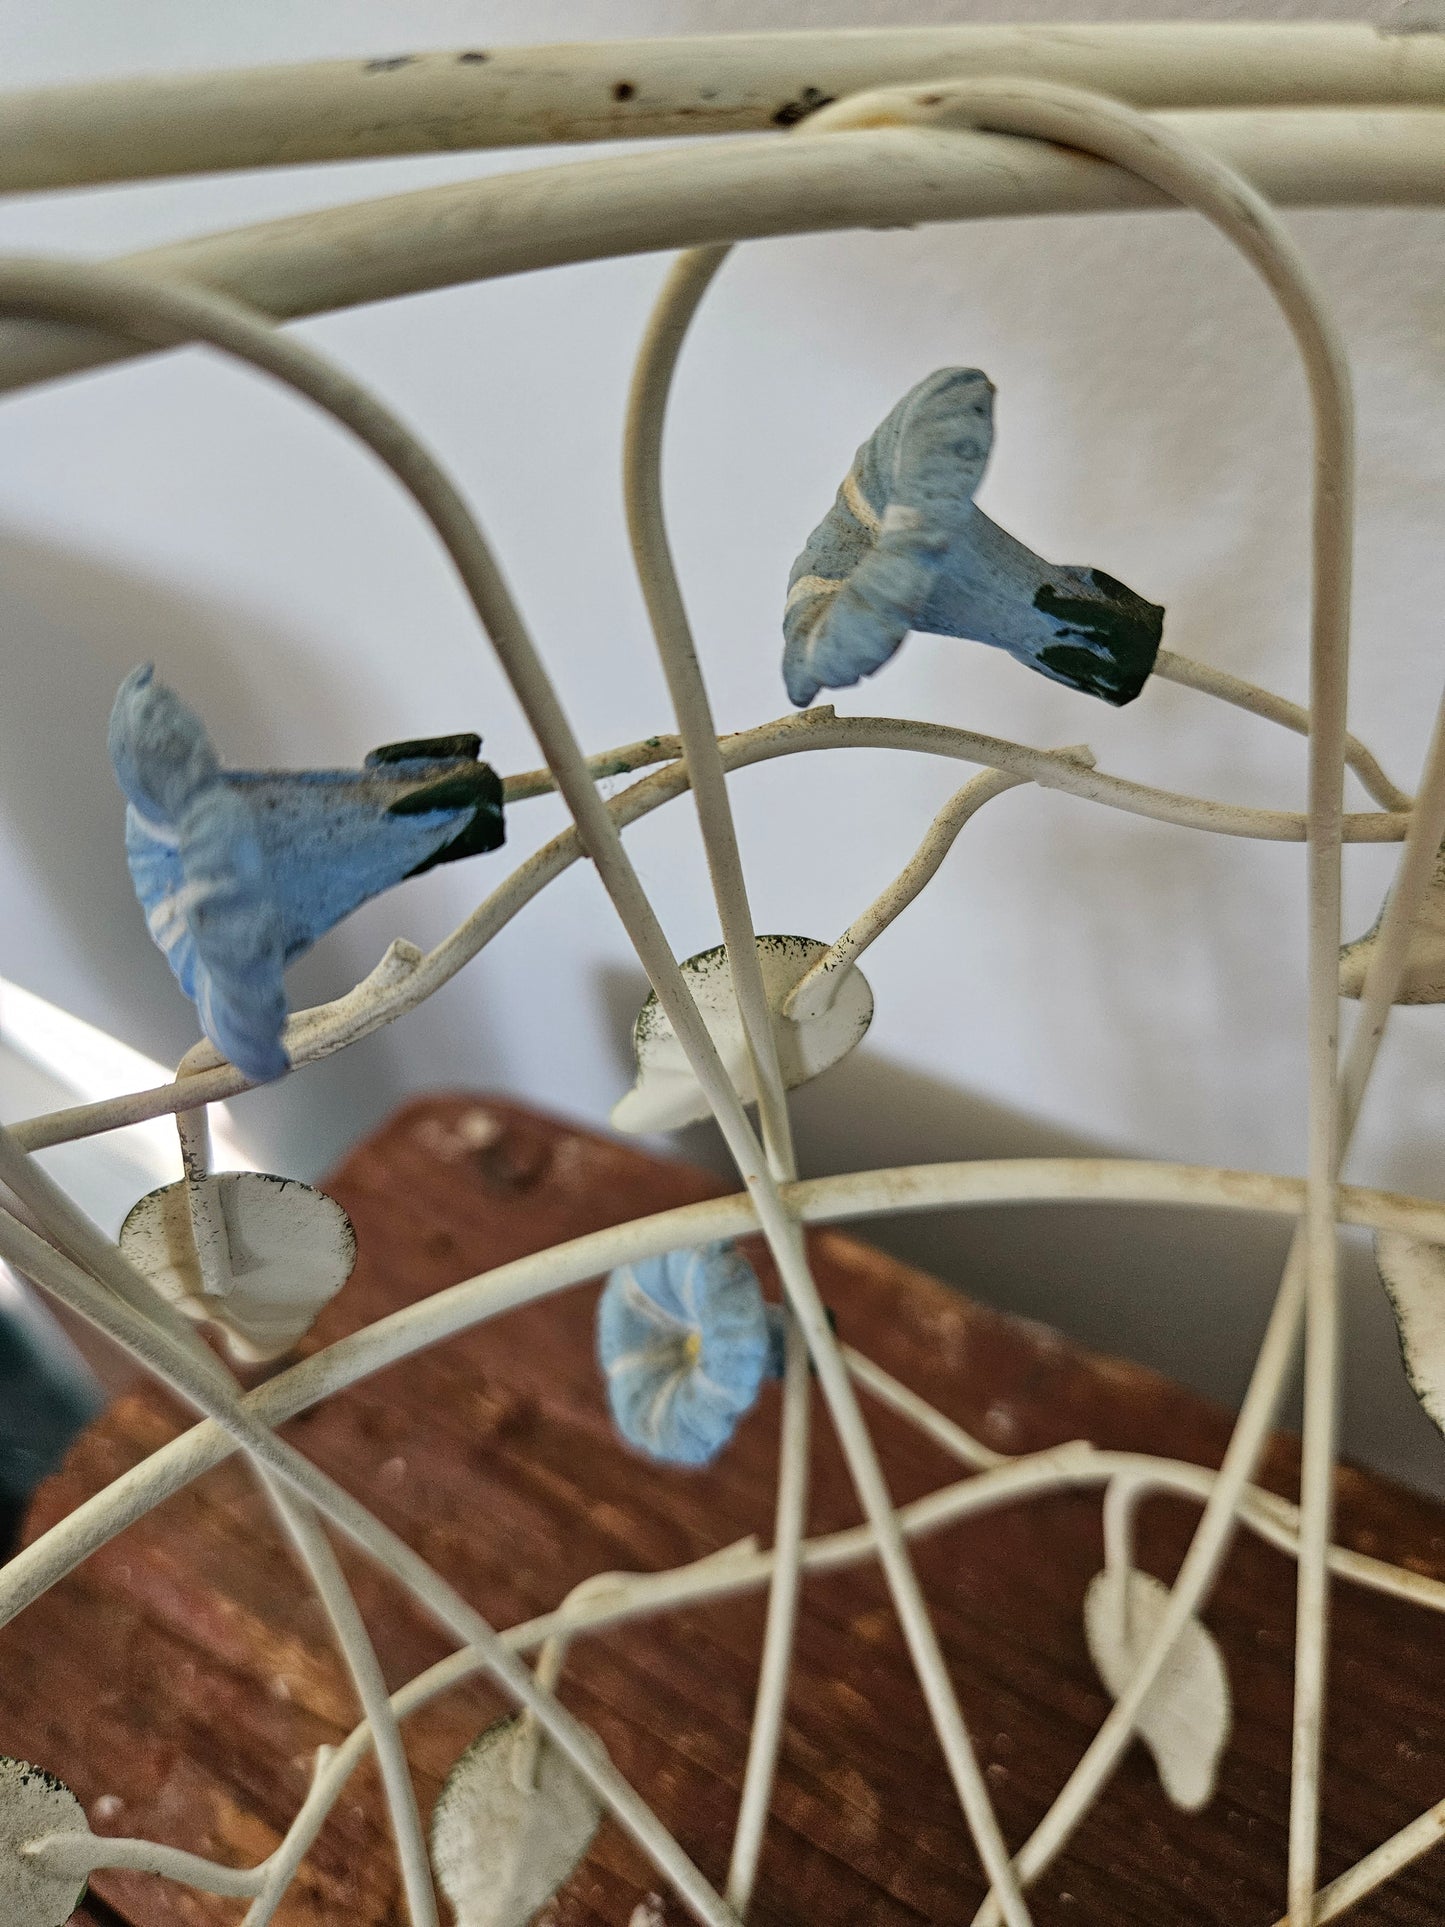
2, 1095, 1444, 1923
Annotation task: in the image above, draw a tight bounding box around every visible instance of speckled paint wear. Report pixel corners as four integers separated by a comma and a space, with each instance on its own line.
783, 367, 1164, 708
597, 1242, 783, 1466
108, 664, 505, 1083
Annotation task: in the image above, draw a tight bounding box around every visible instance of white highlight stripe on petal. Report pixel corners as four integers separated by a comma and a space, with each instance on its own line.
128, 804, 182, 849
145, 878, 214, 955
784, 574, 845, 615
604, 1343, 679, 1381
843, 466, 881, 532
618, 1265, 690, 1335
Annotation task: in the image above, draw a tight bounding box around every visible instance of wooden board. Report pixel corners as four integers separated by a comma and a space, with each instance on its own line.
5, 1094, 1445, 1924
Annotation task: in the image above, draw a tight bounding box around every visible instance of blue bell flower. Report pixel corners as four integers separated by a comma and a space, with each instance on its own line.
109, 665, 505, 1084
596, 1242, 784, 1467
783, 367, 1163, 708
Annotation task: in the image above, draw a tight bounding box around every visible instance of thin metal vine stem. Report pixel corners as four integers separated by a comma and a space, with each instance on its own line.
0, 251, 1020, 1923
627, 238, 1026, 1925
0, 252, 769, 1926
626, 239, 811, 1921
8, 1151, 1445, 1647
0, 1115, 440, 1927
0, 1201, 737, 1927
786, 762, 1094, 1020
172, 1048, 433, 1920
726, 1312, 810, 1913
783, 72, 1351, 1924
24, 1831, 267, 1898
8, 718, 1409, 1160
236, 1410, 1445, 1913
1155, 648, 1411, 812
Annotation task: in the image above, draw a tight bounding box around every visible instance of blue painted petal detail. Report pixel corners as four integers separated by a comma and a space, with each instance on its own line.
109, 663, 221, 821
173, 788, 288, 1083
783, 367, 1162, 708
596, 1242, 774, 1467
109, 667, 505, 1083
227, 771, 491, 961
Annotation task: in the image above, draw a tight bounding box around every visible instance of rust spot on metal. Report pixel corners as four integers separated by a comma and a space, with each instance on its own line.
771, 86, 836, 128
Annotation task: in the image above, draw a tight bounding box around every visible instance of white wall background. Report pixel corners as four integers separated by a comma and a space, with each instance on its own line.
4, 0, 1445, 1487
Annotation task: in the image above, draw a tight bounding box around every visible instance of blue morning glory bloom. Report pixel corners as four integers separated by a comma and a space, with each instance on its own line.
597, 1243, 784, 1467
109, 665, 504, 1084
783, 367, 1164, 709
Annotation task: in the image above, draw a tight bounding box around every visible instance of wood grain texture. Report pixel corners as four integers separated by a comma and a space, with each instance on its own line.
5, 1094, 1445, 1925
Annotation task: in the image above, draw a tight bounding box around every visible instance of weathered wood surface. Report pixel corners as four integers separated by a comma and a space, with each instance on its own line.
5, 1094, 1445, 1924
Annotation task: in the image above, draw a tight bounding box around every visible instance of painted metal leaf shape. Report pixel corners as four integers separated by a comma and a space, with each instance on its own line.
0, 1758, 89, 1927
430, 1714, 602, 1927
1340, 844, 1445, 1002
118, 1171, 356, 1364
1375, 1232, 1445, 1433
611, 935, 873, 1135
1083, 1569, 1230, 1811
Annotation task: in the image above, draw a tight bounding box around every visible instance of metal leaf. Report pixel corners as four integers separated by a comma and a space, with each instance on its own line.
0, 1758, 89, 1927
430, 1714, 602, 1927
1083, 1569, 1230, 1811
118, 1171, 356, 1364
1375, 1232, 1445, 1434
611, 935, 872, 1134
1339, 844, 1445, 1002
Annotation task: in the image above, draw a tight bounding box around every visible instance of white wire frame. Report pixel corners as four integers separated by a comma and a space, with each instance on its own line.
1, 29, 1445, 1927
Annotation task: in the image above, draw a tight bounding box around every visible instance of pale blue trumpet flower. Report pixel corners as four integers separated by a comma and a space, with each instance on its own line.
783, 367, 1164, 708
109, 664, 505, 1084
596, 1242, 786, 1467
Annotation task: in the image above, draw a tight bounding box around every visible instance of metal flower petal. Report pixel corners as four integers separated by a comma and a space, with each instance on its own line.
108, 665, 505, 1083
596, 1242, 782, 1466
783, 367, 1164, 708
611, 935, 873, 1135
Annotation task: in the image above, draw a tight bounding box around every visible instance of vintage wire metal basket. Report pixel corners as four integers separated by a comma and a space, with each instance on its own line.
4, 24, 1445, 1926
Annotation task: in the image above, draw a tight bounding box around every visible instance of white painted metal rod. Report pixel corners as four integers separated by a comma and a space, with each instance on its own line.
4, 108, 1445, 399
791, 75, 1357, 1927
5, 27, 1445, 193
786, 765, 1043, 1021
236, 1424, 1445, 1915
0, 242, 1014, 1925
6, 1153, 1445, 1640
625, 238, 810, 1920
23, 1832, 267, 1899
5, 713, 1410, 1158
1155, 648, 1412, 813
0, 1120, 440, 1927
0, 1205, 737, 1927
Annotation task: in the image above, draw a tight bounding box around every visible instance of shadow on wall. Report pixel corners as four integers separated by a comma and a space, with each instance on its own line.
598, 964, 1445, 1501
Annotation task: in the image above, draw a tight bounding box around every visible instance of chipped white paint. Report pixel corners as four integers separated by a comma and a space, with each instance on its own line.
118, 1171, 355, 1364
0, 1759, 89, 1927
612, 936, 872, 1134
9, 27, 1445, 193
1341, 844, 1445, 1002
3, 33, 1445, 1927
430, 1715, 602, 1927
1374, 1235, 1445, 1436
1084, 1570, 1231, 1812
